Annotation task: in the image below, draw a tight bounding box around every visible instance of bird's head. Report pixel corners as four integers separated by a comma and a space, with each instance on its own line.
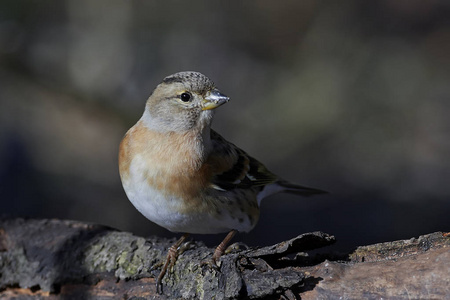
142, 71, 230, 133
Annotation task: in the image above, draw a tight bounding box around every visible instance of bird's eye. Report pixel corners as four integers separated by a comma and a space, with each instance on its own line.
180, 92, 192, 102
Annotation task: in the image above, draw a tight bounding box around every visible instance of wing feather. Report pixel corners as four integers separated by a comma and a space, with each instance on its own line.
208, 130, 278, 191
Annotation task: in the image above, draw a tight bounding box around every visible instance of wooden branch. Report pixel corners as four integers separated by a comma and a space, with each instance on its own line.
0, 218, 448, 299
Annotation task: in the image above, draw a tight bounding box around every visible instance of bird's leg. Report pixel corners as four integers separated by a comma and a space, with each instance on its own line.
201, 229, 237, 269
156, 233, 190, 294
212, 229, 237, 263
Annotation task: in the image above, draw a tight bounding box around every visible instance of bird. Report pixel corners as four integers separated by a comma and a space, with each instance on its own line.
118, 71, 326, 293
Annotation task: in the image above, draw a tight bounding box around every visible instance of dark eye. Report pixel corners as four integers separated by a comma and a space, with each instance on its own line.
180, 92, 191, 102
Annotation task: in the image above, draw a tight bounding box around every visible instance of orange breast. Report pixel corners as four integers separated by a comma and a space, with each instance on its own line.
119, 121, 213, 204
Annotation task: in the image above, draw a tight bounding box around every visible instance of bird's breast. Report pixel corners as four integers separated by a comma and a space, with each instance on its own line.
119, 122, 212, 204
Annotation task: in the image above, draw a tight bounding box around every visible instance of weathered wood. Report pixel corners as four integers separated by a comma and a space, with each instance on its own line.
0, 218, 448, 299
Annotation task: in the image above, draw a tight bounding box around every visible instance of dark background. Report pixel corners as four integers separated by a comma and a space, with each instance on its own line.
1, 1, 449, 252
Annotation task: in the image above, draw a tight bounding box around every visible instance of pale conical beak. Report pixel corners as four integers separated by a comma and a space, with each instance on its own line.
202, 90, 230, 110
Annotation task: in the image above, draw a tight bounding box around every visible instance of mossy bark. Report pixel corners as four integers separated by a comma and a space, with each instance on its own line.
0, 218, 448, 299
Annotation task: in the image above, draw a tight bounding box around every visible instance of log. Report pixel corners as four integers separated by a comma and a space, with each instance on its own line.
0, 218, 448, 299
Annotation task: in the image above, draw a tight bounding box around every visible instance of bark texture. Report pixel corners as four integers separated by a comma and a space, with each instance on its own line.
0, 218, 448, 299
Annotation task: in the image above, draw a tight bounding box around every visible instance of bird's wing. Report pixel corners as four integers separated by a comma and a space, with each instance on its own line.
207, 130, 278, 191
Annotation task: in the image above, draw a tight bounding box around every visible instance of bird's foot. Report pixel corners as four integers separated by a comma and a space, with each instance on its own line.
200, 230, 239, 271
200, 255, 221, 270
155, 234, 190, 294
224, 242, 248, 254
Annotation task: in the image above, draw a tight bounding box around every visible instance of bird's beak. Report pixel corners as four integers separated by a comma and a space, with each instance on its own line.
202, 90, 230, 110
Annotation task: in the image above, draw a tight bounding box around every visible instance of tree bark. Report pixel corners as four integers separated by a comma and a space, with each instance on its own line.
0, 218, 448, 299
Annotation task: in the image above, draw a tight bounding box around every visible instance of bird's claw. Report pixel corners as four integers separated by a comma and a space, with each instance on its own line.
224, 242, 248, 254
150, 260, 164, 271
155, 234, 190, 294
200, 256, 221, 271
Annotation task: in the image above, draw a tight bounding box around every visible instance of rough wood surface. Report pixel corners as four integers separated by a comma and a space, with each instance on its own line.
0, 218, 448, 299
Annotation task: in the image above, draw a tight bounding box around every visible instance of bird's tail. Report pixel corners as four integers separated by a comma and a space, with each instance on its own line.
256, 180, 327, 205
277, 180, 328, 197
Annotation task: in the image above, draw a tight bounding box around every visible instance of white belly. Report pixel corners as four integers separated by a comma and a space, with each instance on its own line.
122, 155, 254, 234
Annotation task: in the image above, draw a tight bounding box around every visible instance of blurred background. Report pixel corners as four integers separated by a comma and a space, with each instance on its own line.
0, 0, 449, 252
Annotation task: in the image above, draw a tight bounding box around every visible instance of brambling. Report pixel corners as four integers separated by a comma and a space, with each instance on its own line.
118, 71, 326, 292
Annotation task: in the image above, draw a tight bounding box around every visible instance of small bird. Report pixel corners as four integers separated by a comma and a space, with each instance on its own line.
118, 71, 326, 292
